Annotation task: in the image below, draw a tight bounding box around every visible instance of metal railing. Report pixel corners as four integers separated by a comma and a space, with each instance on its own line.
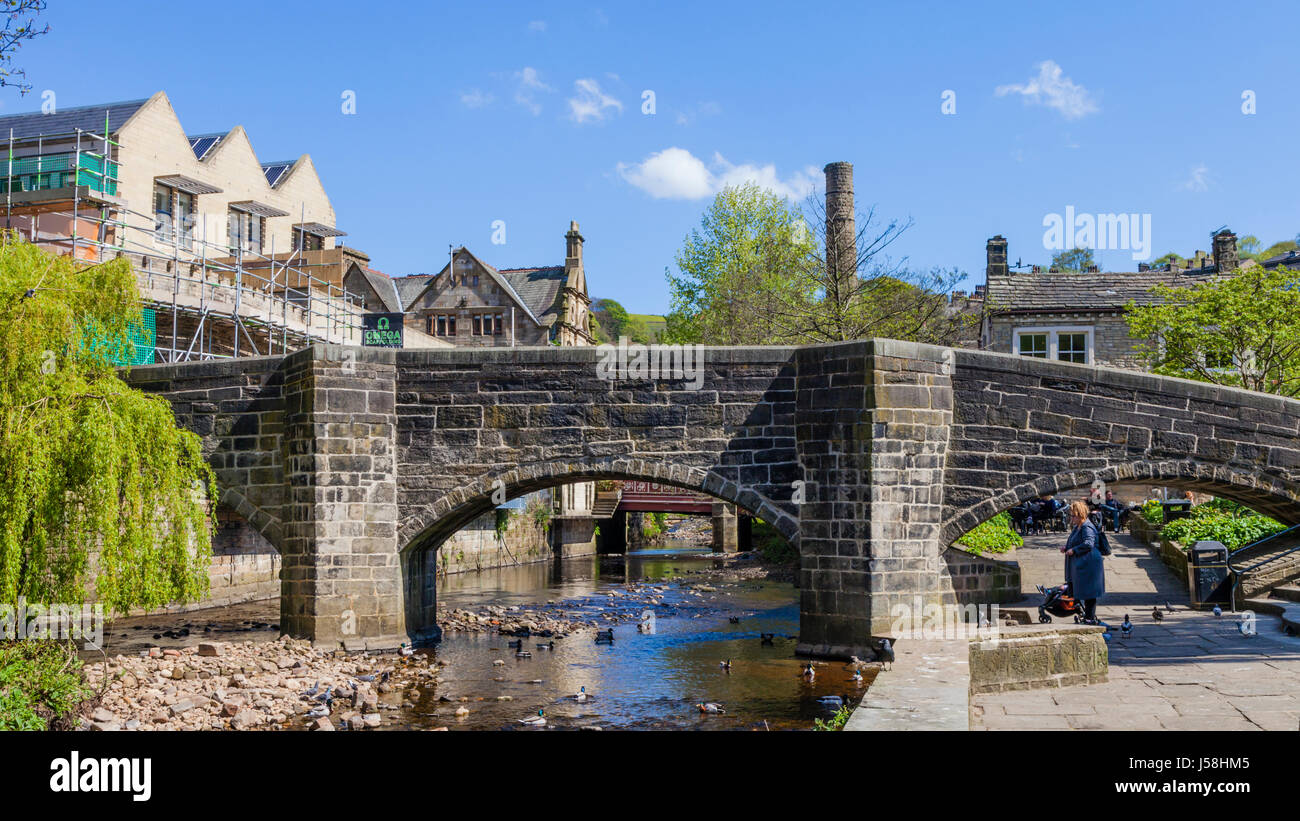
1228, 523, 1300, 610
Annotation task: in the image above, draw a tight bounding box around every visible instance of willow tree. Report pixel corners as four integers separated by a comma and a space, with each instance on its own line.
0, 236, 214, 613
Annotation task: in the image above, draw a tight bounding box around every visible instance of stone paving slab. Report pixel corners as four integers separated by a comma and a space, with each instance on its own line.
844, 639, 969, 731
972, 531, 1300, 731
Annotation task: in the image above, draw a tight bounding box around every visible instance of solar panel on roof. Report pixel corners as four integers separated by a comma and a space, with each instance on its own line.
261, 162, 292, 187
187, 135, 222, 160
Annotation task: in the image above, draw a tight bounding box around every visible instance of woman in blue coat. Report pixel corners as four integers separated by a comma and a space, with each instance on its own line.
1061, 500, 1106, 623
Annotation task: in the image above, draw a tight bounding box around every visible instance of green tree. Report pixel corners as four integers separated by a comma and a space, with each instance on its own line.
664, 183, 968, 345
1126, 264, 1300, 397
1151, 252, 1184, 268
0, 237, 215, 612
1051, 247, 1095, 272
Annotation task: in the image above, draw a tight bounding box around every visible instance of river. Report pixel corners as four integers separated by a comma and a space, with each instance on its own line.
95, 545, 873, 731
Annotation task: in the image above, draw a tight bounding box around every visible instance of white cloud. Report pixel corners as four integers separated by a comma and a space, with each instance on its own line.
996, 60, 1099, 120
527, 20, 546, 32
617, 147, 818, 201
513, 66, 553, 115
1181, 164, 1210, 192
460, 89, 494, 109
568, 78, 623, 123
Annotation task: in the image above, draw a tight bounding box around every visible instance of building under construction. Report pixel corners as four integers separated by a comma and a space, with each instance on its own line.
0, 90, 443, 363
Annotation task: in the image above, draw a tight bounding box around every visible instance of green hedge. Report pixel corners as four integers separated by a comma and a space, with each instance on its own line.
956, 511, 1023, 556
1159, 502, 1285, 551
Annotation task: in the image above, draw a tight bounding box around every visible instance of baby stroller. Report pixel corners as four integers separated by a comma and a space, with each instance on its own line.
1036, 582, 1085, 623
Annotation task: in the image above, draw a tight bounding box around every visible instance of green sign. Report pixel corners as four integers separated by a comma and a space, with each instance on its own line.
363, 313, 404, 348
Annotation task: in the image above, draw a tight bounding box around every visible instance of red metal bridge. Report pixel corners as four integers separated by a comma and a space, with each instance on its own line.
615, 480, 716, 514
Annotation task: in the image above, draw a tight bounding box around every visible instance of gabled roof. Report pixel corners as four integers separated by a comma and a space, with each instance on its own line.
0, 97, 148, 141
985, 268, 1221, 313
356, 267, 402, 313
498, 266, 566, 325
1262, 249, 1300, 269
392, 247, 547, 326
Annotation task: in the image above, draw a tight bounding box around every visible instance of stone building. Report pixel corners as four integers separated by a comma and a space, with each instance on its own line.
978, 232, 1236, 369
347, 224, 600, 567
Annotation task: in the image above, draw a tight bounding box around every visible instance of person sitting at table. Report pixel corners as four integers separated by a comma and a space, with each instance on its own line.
1097, 490, 1125, 532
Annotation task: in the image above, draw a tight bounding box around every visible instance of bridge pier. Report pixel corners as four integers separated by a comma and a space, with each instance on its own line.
794, 340, 954, 659
279, 347, 408, 650
711, 502, 738, 552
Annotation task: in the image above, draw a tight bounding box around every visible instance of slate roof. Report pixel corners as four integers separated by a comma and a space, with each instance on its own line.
984, 268, 1221, 313
1262, 249, 1300, 269
497, 266, 566, 324
0, 98, 148, 141
393, 274, 434, 309
358, 267, 402, 313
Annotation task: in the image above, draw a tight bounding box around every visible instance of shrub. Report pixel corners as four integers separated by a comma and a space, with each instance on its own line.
0, 641, 92, 731
1140, 499, 1163, 525
1158, 503, 1285, 551
956, 511, 1023, 555
752, 518, 796, 564
814, 704, 852, 731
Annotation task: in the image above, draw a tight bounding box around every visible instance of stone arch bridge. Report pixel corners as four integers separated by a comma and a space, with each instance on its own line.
124, 339, 1300, 658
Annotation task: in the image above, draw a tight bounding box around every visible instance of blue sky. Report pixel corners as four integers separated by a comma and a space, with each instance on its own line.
10, 0, 1300, 312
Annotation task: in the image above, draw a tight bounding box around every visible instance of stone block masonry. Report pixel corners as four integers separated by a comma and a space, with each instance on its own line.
125, 339, 1300, 655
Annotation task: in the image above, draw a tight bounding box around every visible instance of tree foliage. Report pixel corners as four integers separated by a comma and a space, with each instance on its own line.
663, 183, 970, 346
1050, 247, 1094, 272
0, 237, 215, 613
1126, 264, 1300, 397
0, 1, 48, 95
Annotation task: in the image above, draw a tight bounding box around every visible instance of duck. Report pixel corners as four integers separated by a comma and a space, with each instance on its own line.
817, 695, 844, 708
595, 628, 615, 643
574, 686, 590, 703
518, 709, 546, 726
536, 641, 555, 650
760, 632, 775, 646
515, 647, 532, 658
850, 669, 863, 684
1121, 614, 1133, 639
719, 659, 732, 671
399, 643, 414, 657
507, 638, 523, 649
801, 662, 816, 680
697, 702, 725, 714
728, 616, 741, 624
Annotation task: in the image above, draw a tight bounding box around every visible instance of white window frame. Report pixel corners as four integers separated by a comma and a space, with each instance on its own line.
1013, 325, 1094, 365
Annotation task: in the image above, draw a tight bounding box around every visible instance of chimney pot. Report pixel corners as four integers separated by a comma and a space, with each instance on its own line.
986, 235, 1009, 279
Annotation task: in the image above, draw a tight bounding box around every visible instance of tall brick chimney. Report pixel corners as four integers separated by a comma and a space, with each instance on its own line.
1212, 228, 1238, 272
823, 162, 857, 282
565, 220, 584, 267
986, 235, 1008, 279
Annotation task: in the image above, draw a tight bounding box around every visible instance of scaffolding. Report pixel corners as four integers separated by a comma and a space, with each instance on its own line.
3, 124, 365, 363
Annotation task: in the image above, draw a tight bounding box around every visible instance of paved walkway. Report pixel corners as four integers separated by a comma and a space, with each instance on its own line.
972, 531, 1300, 730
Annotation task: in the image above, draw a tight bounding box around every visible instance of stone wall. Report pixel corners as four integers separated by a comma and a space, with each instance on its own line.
969, 624, 1109, 693
940, 547, 1021, 605
437, 494, 553, 575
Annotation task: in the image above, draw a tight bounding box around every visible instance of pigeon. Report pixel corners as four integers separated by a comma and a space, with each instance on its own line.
760, 632, 775, 645
1165, 601, 1175, 613
1152, 607, 1163, 622
1213, 605, 1223, 619
1121, 615, 1133, 639
875, 638, 895, 668
302, 681, 322, 697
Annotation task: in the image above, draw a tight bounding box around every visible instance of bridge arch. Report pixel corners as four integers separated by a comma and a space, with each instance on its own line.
397, 456, 797, 641
942, 458, 1300, 546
